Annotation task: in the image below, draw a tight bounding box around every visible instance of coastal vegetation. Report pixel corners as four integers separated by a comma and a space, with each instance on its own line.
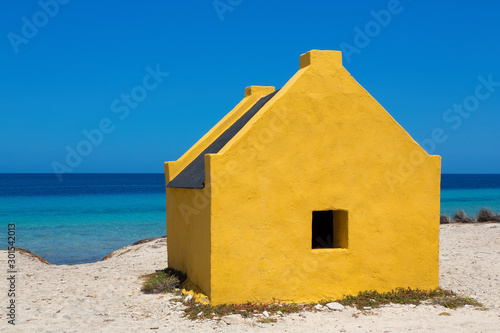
141, 268, 186, 294
181, 288, 482, 320
141, 271, 483, 321
441, 208, 500, 224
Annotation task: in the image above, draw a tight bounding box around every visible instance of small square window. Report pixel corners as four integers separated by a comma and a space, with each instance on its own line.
312, 210, 348, 249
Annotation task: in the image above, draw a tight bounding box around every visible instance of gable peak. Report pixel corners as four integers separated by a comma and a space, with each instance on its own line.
299, 50, 343, 70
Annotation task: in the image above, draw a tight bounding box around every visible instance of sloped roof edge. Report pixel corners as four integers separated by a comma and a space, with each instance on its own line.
167, 90, 279, 189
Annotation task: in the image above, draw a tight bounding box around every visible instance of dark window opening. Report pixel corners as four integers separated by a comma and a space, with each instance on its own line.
312, 210, 348, 249
312, 210, 333, 248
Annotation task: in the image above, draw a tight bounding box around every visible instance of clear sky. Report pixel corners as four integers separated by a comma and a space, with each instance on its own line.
1, 0, 499, 175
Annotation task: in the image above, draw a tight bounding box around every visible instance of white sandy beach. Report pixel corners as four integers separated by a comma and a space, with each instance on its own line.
1, 223, 499, 332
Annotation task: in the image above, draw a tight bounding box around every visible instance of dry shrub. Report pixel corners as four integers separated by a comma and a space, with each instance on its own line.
453, 210, 474, 223
476, 208, 500, 222
440, 215, 453, 224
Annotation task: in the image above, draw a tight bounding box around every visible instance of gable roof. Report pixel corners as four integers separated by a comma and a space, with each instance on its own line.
167, 90, 279, 188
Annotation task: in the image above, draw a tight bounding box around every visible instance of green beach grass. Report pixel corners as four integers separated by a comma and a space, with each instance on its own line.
141, 270, 484, 321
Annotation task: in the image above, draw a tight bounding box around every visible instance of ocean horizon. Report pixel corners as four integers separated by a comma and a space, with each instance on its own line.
1, 173, 499, 265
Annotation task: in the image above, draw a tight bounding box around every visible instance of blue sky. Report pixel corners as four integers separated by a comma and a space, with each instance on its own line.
1, 0, 499, 174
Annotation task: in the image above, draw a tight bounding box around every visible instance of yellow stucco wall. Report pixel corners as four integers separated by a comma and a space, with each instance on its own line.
164, 86, 275, 297
166, 50, 441, 305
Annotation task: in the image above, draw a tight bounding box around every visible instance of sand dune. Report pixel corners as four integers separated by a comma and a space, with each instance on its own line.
1, 223, 499, 332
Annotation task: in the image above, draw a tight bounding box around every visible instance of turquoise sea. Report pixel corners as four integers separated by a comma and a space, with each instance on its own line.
0, 174, 166, 265
1, 173, 499, 265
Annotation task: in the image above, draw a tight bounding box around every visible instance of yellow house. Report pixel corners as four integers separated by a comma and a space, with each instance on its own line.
164, 50, 441, 305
